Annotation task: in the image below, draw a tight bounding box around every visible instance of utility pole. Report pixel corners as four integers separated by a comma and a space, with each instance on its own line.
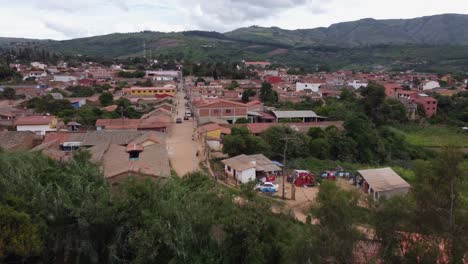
282, 137, 291, 200
143, 41, 146, 58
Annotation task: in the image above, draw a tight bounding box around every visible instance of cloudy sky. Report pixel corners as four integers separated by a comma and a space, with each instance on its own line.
1, 0, 467, 40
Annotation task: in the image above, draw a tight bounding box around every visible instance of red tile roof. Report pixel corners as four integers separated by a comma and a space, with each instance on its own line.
15, 115, 56, 126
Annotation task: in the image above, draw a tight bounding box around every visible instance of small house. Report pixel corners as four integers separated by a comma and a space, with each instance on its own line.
356, 167, 410, 200
221, 154, 281, 184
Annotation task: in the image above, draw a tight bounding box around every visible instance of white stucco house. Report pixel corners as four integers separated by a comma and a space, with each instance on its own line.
421, 80, 440, 91
221, 154, 282, 184
15, 115, 58, 135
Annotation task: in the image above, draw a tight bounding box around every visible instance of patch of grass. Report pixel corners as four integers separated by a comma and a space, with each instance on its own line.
390, 125, 468, 148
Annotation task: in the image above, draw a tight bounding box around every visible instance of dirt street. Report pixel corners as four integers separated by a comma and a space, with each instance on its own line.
166, 88, 200, 176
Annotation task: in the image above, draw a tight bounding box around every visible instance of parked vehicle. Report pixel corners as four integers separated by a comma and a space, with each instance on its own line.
185, 111, 192, 117
259, 175, 276, 183
320, 170, 337, 181
176, 118, 182, 124
254, 182, 279, 193
288, 170, 316, 187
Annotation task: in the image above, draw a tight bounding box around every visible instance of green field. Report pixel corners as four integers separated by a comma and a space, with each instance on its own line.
389, 125, 468, 148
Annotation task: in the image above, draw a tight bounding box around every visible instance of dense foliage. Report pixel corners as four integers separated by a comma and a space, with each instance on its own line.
431, 91, 468, 126
0, 146, 466, 263
0, 151, 313, 263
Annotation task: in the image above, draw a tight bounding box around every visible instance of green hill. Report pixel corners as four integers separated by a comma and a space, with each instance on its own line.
2, 14, 468, 72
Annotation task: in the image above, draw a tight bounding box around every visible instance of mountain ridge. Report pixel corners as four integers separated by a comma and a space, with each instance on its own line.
2, 14, 468, 73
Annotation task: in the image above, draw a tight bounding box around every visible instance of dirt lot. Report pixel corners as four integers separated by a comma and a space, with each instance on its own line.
272, 177, 356, 222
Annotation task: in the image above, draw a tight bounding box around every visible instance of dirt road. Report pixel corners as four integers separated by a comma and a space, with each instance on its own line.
166, 88, 200, 176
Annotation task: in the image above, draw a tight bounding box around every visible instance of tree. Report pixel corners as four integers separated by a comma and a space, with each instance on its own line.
359, 82, 386, 123
0, 205, 42, 259
372, 195, 415, 262
259, 82, 278, 105
412, 147, 468, 262
314, 181, 361, 263
227, 80, 239, 90
241, 89, 256, 103
99, 92, 113, 106
223, 127, 269, 156
261, 126, 309, 159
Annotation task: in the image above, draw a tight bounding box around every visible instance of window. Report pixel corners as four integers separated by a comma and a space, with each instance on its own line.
225, 109, 232, 114
213, 109, 220, 114
129, 151, 141, 161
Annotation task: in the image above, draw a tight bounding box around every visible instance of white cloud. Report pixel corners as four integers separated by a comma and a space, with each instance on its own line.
0, 0, 466, 39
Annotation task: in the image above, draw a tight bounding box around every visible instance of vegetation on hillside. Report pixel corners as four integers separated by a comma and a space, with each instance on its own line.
0, 145, 466, 263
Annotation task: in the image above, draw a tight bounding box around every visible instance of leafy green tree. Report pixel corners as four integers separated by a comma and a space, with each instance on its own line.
223, 127, 269, 156
241, 89, 256, 103
314, 181, 361, 263
227, 80, 239, 90
261, 126, 309, 159
0, 151, 112, 263
259, 82, 278, 105
99, 92, 113, 106
372, 195, 415, 262
76, 107, 102, 126
344, 114, 384, 163
307, 127, 325, 139
0, 205, 42, 259
26, 95, 73, 115
359, 82, 386, 122
412, 147, 468, 262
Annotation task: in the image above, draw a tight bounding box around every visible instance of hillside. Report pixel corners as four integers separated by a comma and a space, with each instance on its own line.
226, 14, 468, 47
2, 14, 468, 72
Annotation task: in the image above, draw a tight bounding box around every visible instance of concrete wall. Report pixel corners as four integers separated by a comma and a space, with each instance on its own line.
17, 125, 54, 135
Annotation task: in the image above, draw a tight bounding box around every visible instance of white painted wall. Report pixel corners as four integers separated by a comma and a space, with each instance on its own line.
237, 168, 256, 183
296, 82, 321, 92
224, 165, 256, 183
17, 125, 54, 135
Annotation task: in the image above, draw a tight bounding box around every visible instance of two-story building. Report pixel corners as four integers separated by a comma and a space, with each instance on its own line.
194, 99, 248, 124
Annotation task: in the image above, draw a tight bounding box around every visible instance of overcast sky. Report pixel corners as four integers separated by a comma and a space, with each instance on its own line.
1, 0, 467, 40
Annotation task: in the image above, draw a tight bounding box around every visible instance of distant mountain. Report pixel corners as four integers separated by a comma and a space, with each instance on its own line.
226, 14, 468, 47
1, 14, 468, 72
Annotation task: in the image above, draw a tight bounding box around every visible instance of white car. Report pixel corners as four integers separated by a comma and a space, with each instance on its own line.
254, 182, 279, 193
185, 111, 192, 117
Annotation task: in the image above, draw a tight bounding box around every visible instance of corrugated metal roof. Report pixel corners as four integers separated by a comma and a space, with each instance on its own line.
222, 154, 281, 172
272, 110, 318, 119
358, 167, 410, 192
